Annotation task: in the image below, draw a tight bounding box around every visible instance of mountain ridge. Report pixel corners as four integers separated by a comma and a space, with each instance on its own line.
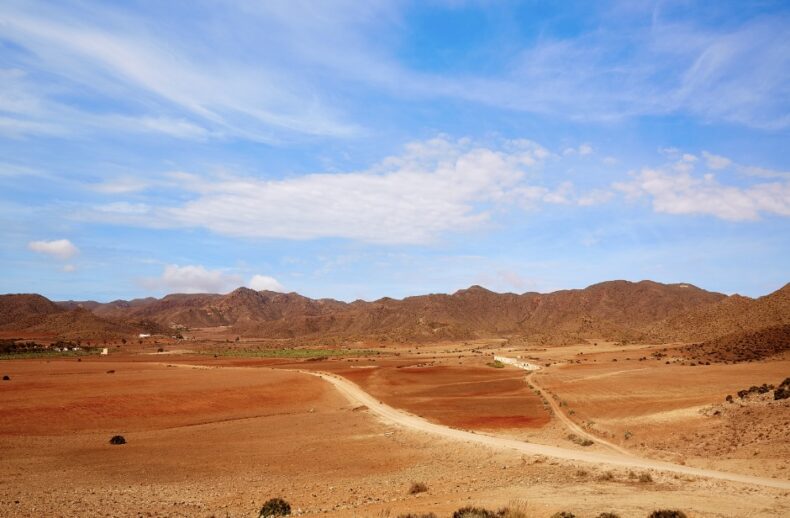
3, 280, 788, 345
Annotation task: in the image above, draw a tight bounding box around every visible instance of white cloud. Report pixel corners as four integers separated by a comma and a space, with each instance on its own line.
1, 0, 785, 145
701, 151, 732, 170
542, 181, 574, 205
577, 189, 614, 206
92, 178, 150, 194
95, 202, 151, 215
248, 275, 285, 292
0, 115, 66, 138
738, 165, 790, 179
149, 137, 554, 244
562, 144, 593, 156
142, 264, 243, 294
28, 239, 79, 260
615, 169, 790, 221
111, 116, 211, 140
681, 153, 697, 163
0, 3, 358, 141
62, 264, 76, 272
75, 137, 617, 243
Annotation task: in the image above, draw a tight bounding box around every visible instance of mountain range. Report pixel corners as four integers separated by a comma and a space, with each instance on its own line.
2, 280, 788, 347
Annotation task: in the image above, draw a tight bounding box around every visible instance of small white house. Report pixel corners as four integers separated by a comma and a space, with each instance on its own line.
101, 348, 108, 356
138, 333, 151, 338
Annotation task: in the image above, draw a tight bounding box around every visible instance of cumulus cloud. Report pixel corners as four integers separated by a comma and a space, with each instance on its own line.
615, 169, 790, 221
150, 137, 557, 244
701, 151, 732, 170
28, 239, 79, 260
248, 275, 285, 292
143, 264, 243, 294
696, 151, 789, 179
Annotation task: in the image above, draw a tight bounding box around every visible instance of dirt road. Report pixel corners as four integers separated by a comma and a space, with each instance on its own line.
527, 371, 633, 456
303, 370, 790, 490
495, 356, 632, 456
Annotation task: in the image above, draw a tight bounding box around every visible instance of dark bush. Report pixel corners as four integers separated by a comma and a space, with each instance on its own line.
775, 387, 789, 400
2, 375, 9, 381
109, 435, 126, 445
597, 513, 621, 518
725, 394, 733, 403
638, 472, 653, 483
259, 498, 291, 517
567, 433, 594, 446
452, 506, 497, 518
647, 511, 687, 518
550, 513, 577, 518
398, 514, 437, 518
597, 470, 615, 481
106, 370, 115, 374
157, 348, 165, 353
408, 481, 428, 494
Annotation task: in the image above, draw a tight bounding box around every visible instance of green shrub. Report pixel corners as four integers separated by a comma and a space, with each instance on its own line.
259, 497, 291, 517
647, 511, 687, 518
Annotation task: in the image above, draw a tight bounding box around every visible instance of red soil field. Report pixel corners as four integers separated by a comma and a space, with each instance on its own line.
333, 364, 551, 430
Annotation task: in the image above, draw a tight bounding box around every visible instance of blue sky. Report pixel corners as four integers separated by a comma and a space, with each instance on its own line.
1, 0, 788, 301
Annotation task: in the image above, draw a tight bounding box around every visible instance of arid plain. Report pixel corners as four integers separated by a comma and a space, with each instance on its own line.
1, 281, 789, 517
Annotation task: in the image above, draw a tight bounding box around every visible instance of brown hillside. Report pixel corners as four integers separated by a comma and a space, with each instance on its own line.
1, 294, 156, 340
25, 309, 142, 340
0, 294, 62, 328
651, 283, 790, 342
678, 324, 790, 363
72, 280, 728, 342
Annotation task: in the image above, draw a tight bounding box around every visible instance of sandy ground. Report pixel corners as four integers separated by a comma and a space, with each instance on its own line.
1, 350, 789, 517
515, 343, 790, 479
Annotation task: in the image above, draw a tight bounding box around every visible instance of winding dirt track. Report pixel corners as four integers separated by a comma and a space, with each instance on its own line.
302, 370, 790, 490
526, 372, 633, 456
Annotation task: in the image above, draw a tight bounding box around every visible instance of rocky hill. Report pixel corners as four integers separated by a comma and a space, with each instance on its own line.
678, 324, 790, 363
649, 283, 790, 342
0, 293, 157, 340
4, 280, 787, 344
63, 280, 731, 342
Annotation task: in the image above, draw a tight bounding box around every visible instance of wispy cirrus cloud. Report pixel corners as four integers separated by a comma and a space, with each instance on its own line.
0, 1, 360, 142
0, 0, 787, 147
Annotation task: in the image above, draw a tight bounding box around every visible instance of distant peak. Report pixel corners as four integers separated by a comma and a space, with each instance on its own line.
455, 285, 493, 295
229, 286, 257, 295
